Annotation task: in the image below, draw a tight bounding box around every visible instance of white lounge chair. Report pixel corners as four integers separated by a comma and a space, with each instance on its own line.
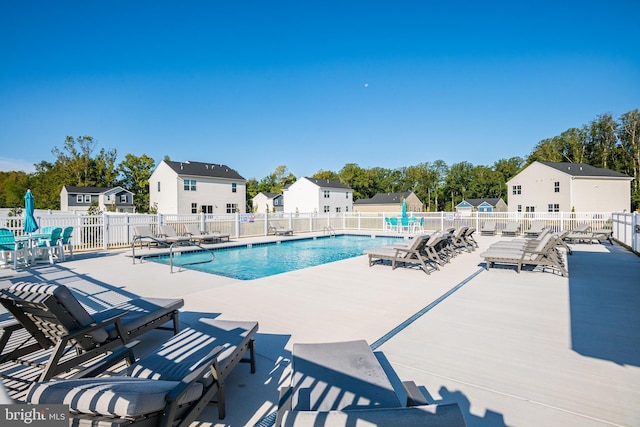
158, 224, 192, 244
184, 223, 230, 243
268, 221, 294, 236
501, 222, 521, 237
480, 221, 497, 236
132, 225, 167, 248
524, 220, 546, 237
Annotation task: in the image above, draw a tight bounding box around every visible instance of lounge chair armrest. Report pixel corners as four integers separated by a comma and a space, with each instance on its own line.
63, 311, 129, 343
402, 381, 429, 406
71, 340, 140, 378
165, 344, 226, 402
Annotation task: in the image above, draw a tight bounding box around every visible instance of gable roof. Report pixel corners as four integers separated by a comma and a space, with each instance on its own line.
461, 198, 503, 207
303, 177, 352, 190
254, 192, 281, 200
354, 191, 413, 205
63, 186, 122, 194
539, 162, 631, 178
163, 160, 245, 180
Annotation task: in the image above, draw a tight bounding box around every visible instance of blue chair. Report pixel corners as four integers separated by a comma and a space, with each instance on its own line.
0, 228, 27, 269
35, 227, 63, 264
58, 226, 74, 261
389, 217, 399, 232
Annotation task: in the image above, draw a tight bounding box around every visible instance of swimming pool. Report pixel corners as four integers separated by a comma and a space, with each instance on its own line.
148, 235, 403, 280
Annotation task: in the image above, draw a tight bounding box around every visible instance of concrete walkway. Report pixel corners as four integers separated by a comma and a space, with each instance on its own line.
1, 234, 638, 426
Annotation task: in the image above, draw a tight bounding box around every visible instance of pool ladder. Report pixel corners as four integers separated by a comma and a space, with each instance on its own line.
131, 236, 215, 273
323, 226, 336, 237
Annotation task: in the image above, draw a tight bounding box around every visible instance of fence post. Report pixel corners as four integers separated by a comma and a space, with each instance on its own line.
234, 212, 240, 238
633, 212, 639, 253
440, 212, 444, 231
265, 211, 269, 236
200, 212, 206, 231
103, 213, 108, 250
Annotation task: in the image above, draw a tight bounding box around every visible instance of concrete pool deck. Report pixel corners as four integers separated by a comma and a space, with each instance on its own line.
1, 233, 639, 426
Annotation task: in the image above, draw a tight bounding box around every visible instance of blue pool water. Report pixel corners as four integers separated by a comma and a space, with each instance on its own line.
148, 235, 402, 280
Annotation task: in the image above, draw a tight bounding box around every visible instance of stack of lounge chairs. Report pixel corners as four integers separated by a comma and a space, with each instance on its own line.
184, 223, 230, 243
480, 229, 569, 276
364, 226, 478, 275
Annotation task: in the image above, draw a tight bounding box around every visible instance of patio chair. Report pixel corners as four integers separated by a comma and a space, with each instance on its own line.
463, 227, 479, 250
480, 234, 568, 276
480, 221, 497, 236
158, 224, 192, 244
34, 226, 63, 264
25, 317, 258, 423
132, 225, 167, 248
524, 220, 546, 237
0, 282, 183, 381
0, 228, 28, 269
364, 234, 434, 274
268, 221, 294, 236
184, 223, 230, 243
565, 224, 595, 244
450, 226, 471, 253
501, 221, 521, 237
58, 226, 74, 261
276, 340, 466, 427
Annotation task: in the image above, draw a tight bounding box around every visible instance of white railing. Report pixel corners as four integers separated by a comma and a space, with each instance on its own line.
0, 211, 636, 253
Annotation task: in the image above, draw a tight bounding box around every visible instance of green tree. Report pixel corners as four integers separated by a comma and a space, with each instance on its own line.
118, 154, 155, 213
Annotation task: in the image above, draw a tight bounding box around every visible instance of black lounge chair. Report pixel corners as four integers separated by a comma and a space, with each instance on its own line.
0, 282, 183, 381
25, 317, 258, 424
276, 340, 466, 426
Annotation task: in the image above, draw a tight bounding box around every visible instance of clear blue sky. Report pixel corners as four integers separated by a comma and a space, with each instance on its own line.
1, 1, 638, 180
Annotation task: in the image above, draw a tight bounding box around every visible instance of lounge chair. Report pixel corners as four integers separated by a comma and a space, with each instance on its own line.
184, 223, 230, 243
159, 224, 192, 244
565, 224, 599, 244
132, 225, 167, 248
450, 226, 471, 253
269, 221, 294, 236
364, 234, 434, 274
0, 228, 28, 269
276, 340, 466, 427
501, 222, 521, 237
463, 227, 479, 250
480, 234, 568, 276
524, 220, 546, 237
0, 282, 183, 381
26, 317, 259, 423
480, 221, 497, 236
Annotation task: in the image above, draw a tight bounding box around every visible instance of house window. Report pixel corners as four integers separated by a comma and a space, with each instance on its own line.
323, 205, 330, 213
120, 195, 127, 203
76, 195, 83, 203
548, 204, 559, 212
517, 205, 522, 212
345, 206, 349, 212
525, 206, 535, 212
336, 207, 341, 213
323, 190, 330, 198
84, 195, 91, 203
201, 205, 213, 214
226, 203, 238, 213
554, 182, 560, 193
157, 182, 161, 192
232, 183, 237, 193
512, 185, 521, 195
184, 179, 196, 191
346, 192, 349, 199
191, 203, 198, 214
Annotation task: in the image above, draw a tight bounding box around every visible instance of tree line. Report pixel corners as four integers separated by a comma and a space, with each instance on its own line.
0, 109, 638, 213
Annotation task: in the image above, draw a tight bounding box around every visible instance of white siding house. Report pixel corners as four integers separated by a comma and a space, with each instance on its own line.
282, 177, 353, 214
60, 186, 135, 214
149, 160, 247, 215
506, 161, 633, 213
252, 192, 283, 213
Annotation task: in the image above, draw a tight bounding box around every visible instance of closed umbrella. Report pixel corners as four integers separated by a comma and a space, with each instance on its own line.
401, 198, 407, 218
23, 189, 39, 233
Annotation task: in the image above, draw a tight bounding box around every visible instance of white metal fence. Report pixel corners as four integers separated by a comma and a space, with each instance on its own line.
0, 211, 637, 253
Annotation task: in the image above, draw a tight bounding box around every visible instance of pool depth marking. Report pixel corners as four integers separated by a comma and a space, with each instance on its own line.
370, 267, 485, 351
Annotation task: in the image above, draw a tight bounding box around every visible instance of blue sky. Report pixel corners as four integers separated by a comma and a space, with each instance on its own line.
1, 1, 638, 180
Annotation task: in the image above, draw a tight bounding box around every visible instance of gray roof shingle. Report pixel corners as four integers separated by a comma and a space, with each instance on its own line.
164, 160, 245, 180
354, 191, 413, 205
540, 162, 631, 178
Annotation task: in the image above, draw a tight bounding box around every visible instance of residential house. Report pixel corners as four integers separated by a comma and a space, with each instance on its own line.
456, 198, 507, 214
149, 160, 246, 215
252, 192, 284, 213
506, 161, 633, 213
353, 191, 423, 213
282, 177, 353, 214
60, 186, 135, 214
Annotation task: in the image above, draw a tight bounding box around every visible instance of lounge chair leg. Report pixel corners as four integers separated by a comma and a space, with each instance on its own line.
172, 312, 180, 334
217, 381, 226, 419
249, 339, 256, 373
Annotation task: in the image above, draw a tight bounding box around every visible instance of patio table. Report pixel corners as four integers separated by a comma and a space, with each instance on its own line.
15, 233, 51, 265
